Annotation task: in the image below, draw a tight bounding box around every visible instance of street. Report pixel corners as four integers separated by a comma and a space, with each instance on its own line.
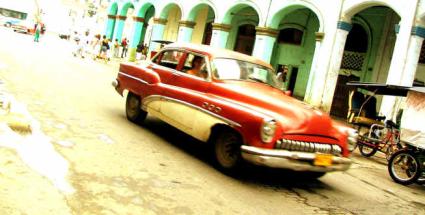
0, 27, 424, 215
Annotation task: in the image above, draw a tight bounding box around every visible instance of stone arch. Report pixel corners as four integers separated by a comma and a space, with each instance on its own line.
269, 7, 321, 100
108, 1, 118, 15
220, 1, 262, 25
158, 2, 184, 19
186, 1, 217, 22
329, 5, 401, 117
267, 2, 324, 32
135, 1, 156, 18
342, 0, 402, 21
118, 1, 135, 16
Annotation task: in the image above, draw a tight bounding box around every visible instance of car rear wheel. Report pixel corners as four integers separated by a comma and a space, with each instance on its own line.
125, 92, 147, 123
213, 129, 243, 171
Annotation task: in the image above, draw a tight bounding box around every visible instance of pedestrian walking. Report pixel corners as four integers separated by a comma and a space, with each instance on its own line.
121, 38, 128, 58
99, 35, 110, 62
72, 32, 85, 58
136, 43, 143, 60
142, 43, 149, 59
113, 39, 120, 58
80, 31, 90, 58
90, 34, 101, 60
33, 23, 41, 42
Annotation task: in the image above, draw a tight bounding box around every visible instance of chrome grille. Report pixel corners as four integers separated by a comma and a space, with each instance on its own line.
276, 139, 342, 156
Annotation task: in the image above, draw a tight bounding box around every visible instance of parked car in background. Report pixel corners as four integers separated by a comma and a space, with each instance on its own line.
0, 17, 18, 27
0, 4, 32, 30
11, 19, 33, 34
113, 43, 355, 177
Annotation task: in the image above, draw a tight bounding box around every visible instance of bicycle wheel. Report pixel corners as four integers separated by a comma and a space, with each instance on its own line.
358, 143, 378, 157
388, 150, 422, 185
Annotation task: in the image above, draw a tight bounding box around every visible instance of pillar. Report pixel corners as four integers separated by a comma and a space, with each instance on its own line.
105, 14, 116, 39
380, 25, 425, 120
304, 32, 325, 104
113, 15, 127, 42
148, 18, 167, 54
387, 22, 414, 85
318, 21, 351, 111
400, 26, 425, 86
177, 21, 196, 43
252, 27, 278, 63
128, 17, 145, 62
210, 23, 231, 49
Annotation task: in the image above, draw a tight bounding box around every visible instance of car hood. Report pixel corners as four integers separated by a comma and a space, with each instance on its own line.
211, 80, 339, 138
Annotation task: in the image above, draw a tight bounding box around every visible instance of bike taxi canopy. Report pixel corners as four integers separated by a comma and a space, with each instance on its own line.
346, 82, 411, 97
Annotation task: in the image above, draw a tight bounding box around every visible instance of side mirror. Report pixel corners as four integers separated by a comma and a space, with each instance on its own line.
284, 91, 292, 97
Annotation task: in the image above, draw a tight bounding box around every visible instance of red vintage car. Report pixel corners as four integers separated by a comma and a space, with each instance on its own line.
113, 43, 355, 177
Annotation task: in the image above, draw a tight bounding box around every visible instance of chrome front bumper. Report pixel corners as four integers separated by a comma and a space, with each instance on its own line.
241, 145, 352, 172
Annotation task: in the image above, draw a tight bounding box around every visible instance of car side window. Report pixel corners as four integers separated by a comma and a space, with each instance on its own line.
154, 50, 184, 70
182, 53, 208, 79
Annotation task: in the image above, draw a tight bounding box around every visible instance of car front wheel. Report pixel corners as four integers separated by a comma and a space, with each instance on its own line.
213, 129, 243, 171
125, 92, 147, 123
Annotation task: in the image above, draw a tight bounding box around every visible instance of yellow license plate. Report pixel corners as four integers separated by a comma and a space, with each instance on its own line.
314, 154, 333, 166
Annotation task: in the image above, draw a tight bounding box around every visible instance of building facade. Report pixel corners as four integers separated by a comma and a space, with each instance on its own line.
104, 0, 425, 119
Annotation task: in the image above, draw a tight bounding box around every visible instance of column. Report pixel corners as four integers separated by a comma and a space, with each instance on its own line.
252, 27, 278, 63
105, 14, 116, 39
113, 15, 127, 42
128, 17, 145, 62
386, 22, 414, 85
210, 23, 231, 49
400, 26, 425, 86
380, 25, 425, 120
148, 18, 167, 54
304, 32, 324, 104
177, 21, 196, 43
319, 21, 351, 112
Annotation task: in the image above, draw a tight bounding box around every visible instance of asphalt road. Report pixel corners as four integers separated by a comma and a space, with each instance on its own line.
0, 27, 424, 215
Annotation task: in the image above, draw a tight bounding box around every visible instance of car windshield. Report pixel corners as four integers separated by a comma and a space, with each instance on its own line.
212, 58, 282, 89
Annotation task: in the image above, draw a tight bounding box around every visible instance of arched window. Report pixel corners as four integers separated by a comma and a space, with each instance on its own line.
344, 23, 368, 53
277, 28, 303, 45
234, 24, 256, 55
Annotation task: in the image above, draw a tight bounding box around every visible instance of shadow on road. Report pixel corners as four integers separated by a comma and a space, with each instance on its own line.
134, 116, 334, 191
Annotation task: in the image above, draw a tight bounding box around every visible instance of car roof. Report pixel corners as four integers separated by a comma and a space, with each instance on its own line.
163, 43, 273, 70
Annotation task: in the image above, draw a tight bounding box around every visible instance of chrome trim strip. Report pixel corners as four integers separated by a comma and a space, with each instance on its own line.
118, 71, 149, 85
241, 145, 351, 172
142, 95, 241, 128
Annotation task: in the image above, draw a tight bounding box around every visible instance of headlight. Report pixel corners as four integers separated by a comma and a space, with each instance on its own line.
261, 119, 277, 143
347, 129, 358, 144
